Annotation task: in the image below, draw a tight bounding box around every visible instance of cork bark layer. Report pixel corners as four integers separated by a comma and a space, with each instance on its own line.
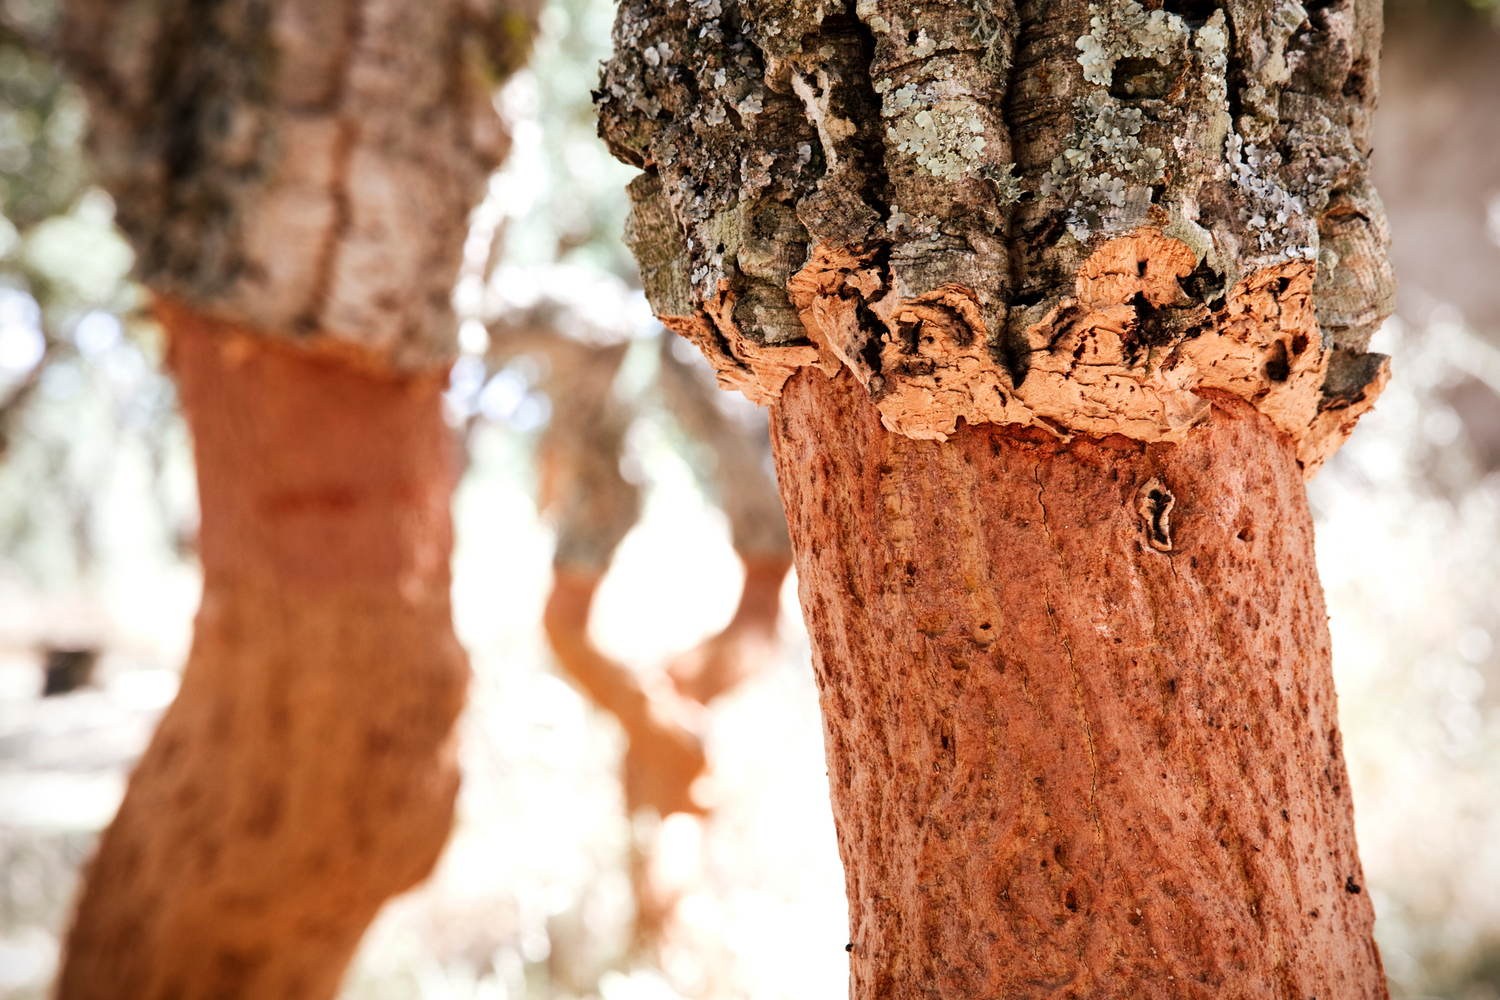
599, 0, 1394, 475
58, 304, 468, 999
61, 0, 534, 369
773, 368, 1383, 998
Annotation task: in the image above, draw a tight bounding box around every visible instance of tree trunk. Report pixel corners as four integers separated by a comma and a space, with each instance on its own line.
599, 0, 1396, 993
775, 367, 1380, 997
57, 301, 467, 998
55, 1, 536, 995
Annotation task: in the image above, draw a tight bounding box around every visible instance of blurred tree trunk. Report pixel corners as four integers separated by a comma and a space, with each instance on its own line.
53, 1, 535, 996
599, 0, 1396, 996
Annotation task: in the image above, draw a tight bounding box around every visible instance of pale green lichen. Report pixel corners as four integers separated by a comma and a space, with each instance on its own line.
1194, 10, 1228, 106
964, 0, 1011, 73
1075, 0, 1189, 87
1041, 91, 1166, 205
1226, 132, 1314, 257
882, 86, 988, 181
981, 162, 1023, 204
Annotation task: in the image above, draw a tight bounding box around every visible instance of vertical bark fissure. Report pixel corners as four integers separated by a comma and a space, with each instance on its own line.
298, 0, 364, 332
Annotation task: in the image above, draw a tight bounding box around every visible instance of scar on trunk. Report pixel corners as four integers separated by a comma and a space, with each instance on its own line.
1137, 477, 1175, 552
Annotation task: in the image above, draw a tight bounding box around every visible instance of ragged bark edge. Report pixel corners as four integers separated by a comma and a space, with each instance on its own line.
603, 0, 1396, 476
638, 206, 1386, 476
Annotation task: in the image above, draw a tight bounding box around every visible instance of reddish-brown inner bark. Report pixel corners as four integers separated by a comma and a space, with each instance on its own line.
57, 301, 468, 1000
771, 368, 1385, 999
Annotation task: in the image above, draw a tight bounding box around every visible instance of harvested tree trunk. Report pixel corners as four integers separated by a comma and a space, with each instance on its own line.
775, 370, 1379, 997
58, 303, 468, 997
598, 0, 1397, 993
55, 1, 536, 995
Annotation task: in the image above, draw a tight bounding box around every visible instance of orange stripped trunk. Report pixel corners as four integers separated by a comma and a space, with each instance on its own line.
57, 301, 468, 1000
772, 368, 1384, 1000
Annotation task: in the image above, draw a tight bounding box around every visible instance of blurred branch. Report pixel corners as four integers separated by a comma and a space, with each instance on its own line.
0, 338, 63, 464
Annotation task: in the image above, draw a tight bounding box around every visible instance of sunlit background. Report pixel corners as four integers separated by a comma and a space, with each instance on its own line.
2, 0, 1499, 997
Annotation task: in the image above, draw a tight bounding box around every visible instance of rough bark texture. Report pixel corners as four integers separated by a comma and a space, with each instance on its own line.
60, 0, 532, 369
598, 0, 1393, 472
58, 303, 468, 999
773, 368, 1381, 998
599, 0, 1396, 993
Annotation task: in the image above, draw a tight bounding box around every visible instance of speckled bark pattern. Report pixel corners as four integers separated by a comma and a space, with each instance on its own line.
55, 304, 470, 1000
772, 368, 1384, 999
60, 0, 537, 369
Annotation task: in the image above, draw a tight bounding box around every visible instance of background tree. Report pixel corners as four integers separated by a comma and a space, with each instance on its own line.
599, 0, 1397, 996
48, 0, 537, 996
483, 299, 795, 955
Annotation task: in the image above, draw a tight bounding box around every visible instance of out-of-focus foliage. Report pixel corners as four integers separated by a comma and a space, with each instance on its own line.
481, 0, 642, 285
0, 6, 193, 591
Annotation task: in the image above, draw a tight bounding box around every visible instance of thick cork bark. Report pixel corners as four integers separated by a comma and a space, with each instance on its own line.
600, 0, 1396, 989
772, 368, 1382, 998
56, 302, 468, 1000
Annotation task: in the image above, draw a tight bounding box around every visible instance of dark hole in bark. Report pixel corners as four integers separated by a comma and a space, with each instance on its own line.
855, 300, 888, 386
896, 314, 922, 354
1138, 480, 1175, 552
1291, 333, 1309, 356
1127, 294, 1178, 359
1161, 0, 1219, 27
1064, 887, 1079, 912
1265, 340, 1291, 383
1181, 257, 1226, 309
907, 28, 919, 43
1343, 56, 1372, 100
1026, 212, 1069, 250
1345, 877, 1362, 894
1109, 57, 1172, 99
1237, 525, 1256, 542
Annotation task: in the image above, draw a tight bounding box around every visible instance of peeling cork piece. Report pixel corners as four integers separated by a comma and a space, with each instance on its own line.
686, 228, 1387, 478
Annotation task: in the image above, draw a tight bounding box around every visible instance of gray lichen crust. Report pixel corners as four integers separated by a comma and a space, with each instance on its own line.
598, 0, 1395, 474
62, 0, 539, 369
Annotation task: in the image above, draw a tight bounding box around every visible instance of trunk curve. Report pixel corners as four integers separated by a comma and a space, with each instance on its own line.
772, 367, 1384, 999
56, 302, 468, 1000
